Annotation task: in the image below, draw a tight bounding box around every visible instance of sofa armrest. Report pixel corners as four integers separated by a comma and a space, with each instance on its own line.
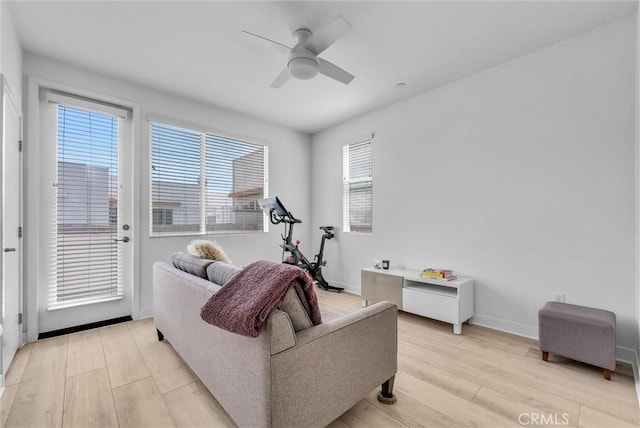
269, 301, 397, 428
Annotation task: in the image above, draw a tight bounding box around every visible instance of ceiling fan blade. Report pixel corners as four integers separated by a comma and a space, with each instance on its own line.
318, 58, 354, 85
270, 67, 291, 88
240, 30, 292, 55
308, 16, 351, 55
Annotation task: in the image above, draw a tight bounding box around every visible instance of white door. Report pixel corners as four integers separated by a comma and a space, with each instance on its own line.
2, 75, 23, 381
38, 91, 133, 334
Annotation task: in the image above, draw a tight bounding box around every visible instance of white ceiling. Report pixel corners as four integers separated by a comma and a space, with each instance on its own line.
8, 0, 638, 134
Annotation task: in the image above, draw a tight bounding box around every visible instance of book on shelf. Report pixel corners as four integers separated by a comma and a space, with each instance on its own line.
421, 268, 456, 280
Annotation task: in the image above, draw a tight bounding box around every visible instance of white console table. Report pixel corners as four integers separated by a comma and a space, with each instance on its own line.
361, 267, 474, 334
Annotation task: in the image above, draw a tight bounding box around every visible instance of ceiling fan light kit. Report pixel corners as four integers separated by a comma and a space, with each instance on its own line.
240, 16, 354, 88
288, 56, 319, 80
288, 51, 319, 80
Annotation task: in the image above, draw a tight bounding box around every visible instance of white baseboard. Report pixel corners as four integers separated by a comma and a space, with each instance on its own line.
469, 313, 538, 340
628, 348, 640, 408
616, 346, 638, 365
613, 345, 640, 407
636, 355, 640, 409
138, 308, 154, 319
324, 280, 359, 295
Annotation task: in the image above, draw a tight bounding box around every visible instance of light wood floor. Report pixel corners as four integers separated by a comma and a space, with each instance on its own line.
1, 289, 638, 427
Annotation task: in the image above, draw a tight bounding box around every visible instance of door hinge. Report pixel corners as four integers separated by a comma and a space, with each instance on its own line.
19, 140, 23, 152
18, 226, 23, 238
18, 313, 23, 324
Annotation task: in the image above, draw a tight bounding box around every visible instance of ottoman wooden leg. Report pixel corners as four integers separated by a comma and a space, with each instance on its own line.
542, 351, 549, 361
603, 368, 611, 381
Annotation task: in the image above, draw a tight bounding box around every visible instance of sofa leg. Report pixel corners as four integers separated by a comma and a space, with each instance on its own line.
542, 351, 549, 361
157, 329, 164, 342
377, 375, 397, 404
603, 368, 612, 381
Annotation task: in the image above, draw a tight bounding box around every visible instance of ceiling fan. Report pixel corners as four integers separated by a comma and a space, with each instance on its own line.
240, 16, 355, 88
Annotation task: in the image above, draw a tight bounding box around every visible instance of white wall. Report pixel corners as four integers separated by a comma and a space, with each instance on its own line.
311, 16, 638, 353
0, 2, 23, 106
23, 54, 311, 338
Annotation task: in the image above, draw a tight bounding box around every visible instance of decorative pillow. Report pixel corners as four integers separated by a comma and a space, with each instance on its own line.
187, 239, 232, 264
171, 251, 215, 279
206, 261, 243, 286
279, 286, 313, 332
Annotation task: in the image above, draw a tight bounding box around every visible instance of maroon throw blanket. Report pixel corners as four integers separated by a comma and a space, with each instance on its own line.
200, 260, 322, 337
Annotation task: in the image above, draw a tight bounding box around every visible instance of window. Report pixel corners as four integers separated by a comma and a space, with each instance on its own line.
343, 139, 373, 233
152, 208, 173, 226
150, 122, 268, 236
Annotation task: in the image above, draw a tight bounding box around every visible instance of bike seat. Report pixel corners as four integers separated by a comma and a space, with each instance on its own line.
319, 226, 334, 231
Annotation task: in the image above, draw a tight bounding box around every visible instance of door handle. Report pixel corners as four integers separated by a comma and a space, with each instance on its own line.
114, 237, 130, 243
3, 248, 16, 252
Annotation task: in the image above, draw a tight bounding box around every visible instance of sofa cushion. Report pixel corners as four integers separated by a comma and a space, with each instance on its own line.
279, 287, 313, 332
171, 251, 214, 279
206, 261, 243, 285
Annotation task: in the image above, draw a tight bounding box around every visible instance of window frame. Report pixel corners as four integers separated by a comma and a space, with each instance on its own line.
343, 138, 373, 234
148, 119, 269, 237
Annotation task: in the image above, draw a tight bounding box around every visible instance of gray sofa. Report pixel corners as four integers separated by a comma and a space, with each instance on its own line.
153, 257, 398, 428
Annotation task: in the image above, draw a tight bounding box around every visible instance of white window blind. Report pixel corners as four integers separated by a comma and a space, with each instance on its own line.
150, 122, 268, 236
43, 96, 126, 309
343, 139, 373, 233
150, 123, 202, 234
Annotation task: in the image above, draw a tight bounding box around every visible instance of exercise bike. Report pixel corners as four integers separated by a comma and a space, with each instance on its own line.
258, 196, 343, 292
